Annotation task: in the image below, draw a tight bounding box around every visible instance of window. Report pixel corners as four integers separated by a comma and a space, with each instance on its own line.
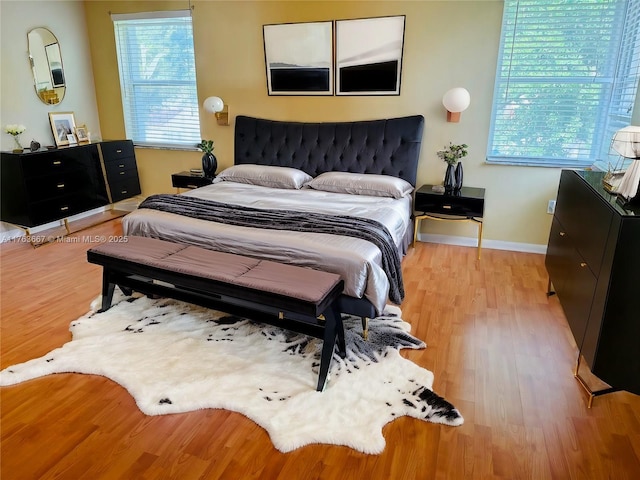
487, 0, 640, 168
112, 10, 201, 148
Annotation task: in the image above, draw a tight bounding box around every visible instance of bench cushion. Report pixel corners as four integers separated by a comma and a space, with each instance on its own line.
90, 236, 342, 305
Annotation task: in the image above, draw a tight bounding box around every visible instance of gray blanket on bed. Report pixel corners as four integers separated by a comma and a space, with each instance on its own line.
138, 194, 404, 304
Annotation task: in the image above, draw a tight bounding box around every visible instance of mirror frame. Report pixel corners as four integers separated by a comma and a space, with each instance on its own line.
28, 27, 66, 105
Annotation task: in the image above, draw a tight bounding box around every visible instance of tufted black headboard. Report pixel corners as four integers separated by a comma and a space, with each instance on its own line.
234, 115, 424, 186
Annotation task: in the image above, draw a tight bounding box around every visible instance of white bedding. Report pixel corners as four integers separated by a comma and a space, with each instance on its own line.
122, 182, 412, 314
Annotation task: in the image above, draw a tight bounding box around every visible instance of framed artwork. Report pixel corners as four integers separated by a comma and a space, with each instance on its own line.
263, 21, 333, 95
67, 133, 78, 145
335, 16, 406, 95
75, 125, 89, 143
49, 111, 76, 147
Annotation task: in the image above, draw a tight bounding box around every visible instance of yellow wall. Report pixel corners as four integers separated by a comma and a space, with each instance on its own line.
84, 0, 564, 249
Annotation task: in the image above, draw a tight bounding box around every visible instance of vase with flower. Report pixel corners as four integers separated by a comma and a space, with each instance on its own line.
196, 139, 217, 178
5, 124, 26, 153
437, 142, 468, 193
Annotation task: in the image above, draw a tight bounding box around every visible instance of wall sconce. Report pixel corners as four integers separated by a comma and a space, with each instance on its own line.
203, 96, 229, 126
442, 88, 471, 123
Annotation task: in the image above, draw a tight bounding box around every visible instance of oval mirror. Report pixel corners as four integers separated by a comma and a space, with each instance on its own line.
27, 27, 66, 105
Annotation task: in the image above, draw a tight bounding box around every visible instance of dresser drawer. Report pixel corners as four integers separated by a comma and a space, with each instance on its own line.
106, 167, 138, 188
28, 194, 106, 225
20, 151, 79, 178
109, 175, 141, 202
100, 140, 135, 162
104, 155, 137, 175
556, 170, 613, 275
24, 171, 87, 202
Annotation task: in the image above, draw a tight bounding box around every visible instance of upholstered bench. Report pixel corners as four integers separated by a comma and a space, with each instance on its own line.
87, 236, 345, 391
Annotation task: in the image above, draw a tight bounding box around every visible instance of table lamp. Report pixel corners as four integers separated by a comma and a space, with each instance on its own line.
611, 125, 640, 207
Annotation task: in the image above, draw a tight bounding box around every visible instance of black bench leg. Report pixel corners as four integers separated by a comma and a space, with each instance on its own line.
119, 285, 133, 296
334, 306, 346, 358
99, 269, 116, 313
316, 304, 346, 391
317, 309, 339, 392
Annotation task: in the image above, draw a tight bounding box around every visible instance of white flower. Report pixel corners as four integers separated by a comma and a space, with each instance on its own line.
5, 124, 26, 136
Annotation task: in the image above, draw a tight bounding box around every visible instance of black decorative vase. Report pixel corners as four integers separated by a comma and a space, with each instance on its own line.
444, 164, 456, 193
202, 152, 217, 178
454, 161, 464, 191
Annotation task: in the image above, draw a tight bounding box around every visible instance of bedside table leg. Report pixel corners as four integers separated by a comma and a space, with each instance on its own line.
477, 220, 483, 259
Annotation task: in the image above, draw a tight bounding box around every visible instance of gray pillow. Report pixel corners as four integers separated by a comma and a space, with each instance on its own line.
306, 172, 413, 199
213, 164, 312, 189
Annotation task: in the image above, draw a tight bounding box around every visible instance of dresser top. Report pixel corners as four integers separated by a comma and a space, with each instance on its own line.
575, 170, 640, 217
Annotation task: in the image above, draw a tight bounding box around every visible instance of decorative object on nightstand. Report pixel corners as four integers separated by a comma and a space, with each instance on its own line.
437, 143, 468, 192
4, 124, 26, 153
413, 184, 485, 259
196, 139, 217, 178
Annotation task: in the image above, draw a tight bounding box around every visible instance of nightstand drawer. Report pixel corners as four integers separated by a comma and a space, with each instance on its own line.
415, 185, 485, 218
171, 171, 214, 189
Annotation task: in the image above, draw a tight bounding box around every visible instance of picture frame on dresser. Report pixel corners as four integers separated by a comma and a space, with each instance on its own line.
49, 111, 76, 147
75, 125, 89, 143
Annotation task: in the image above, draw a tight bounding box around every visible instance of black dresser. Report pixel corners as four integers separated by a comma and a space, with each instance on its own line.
545, 170, 639, 396
1, 140, 140, 228
99, 140, 142, 203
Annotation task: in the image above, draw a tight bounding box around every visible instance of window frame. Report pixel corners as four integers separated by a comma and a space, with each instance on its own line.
111, 10, 201, 150
486, 0, 640, 169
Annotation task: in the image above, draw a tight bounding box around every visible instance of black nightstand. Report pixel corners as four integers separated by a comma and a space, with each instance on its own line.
413, 184, 486, 258
171, 171, 214, 191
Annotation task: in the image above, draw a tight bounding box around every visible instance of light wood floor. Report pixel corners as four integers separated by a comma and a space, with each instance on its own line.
1, 220, 639, 480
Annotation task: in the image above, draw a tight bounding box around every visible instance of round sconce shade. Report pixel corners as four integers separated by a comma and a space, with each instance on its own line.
611, 125, 640, 159
203, 96, 224, 114
442, 88, 471, 113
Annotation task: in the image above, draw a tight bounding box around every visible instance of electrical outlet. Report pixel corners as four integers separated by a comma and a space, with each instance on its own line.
547, 200, 556, 214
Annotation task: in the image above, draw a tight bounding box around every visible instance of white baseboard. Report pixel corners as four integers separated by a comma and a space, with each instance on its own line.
418, 233, 547, 255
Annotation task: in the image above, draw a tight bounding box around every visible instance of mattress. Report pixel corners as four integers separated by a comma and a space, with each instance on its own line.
122, 181, 412, 314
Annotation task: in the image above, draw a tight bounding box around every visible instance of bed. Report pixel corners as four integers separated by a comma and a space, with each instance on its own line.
122, 115, 425, 319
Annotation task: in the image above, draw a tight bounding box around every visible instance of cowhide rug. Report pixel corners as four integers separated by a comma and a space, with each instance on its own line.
0, 293, 463, 454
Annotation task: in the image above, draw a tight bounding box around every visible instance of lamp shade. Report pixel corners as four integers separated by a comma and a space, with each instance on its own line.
442, 88, 471, 113
203, 96, 224, 114
611, 125, 640, 159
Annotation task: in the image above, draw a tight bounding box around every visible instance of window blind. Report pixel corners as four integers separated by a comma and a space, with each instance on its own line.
487, 0, 640, 168
112, 10, 201, 148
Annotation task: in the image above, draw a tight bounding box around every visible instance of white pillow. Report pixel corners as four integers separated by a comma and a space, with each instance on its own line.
306, 172, 413, 199
213, 164, 312, 189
